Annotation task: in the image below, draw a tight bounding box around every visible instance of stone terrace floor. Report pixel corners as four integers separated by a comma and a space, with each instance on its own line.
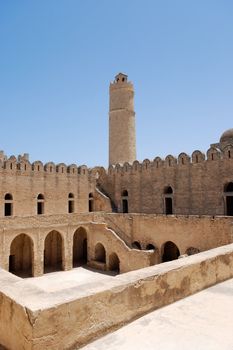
82, 278, 233, 350
25, 266, 118, 292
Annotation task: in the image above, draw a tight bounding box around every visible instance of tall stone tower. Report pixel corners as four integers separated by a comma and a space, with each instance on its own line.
109, 73, 136, 165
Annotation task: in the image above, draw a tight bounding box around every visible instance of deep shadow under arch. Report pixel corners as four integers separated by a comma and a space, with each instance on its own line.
224, 182, 233, 216
9, 233, 33, 277
162, 241, 180, 262
95, 243, 106, 263
44, 231, 63, 273
109, 252, 120, 273
73, 227, 88, 267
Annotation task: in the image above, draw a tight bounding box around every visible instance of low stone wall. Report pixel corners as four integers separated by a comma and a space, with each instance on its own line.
0, 244, 233, 350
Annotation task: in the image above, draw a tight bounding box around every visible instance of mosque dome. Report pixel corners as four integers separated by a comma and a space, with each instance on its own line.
220, 129, 233, 143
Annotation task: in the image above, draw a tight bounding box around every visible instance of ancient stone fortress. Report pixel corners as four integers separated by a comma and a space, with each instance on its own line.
0, 73, 233, 349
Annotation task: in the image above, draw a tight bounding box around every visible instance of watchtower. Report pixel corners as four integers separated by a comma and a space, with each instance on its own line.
109, 73, 136, 165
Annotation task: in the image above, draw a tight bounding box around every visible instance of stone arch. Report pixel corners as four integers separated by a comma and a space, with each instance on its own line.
73, 227, 88, 267
165, 155, 177, 167
146, 243, 156, 250
9, 234, 33, 277
109, 252, 120, 273
186, 247, 200, 256
44, 230, 63, 273
95, 243, 106, 263
206, 147, 220, 161
132, 241, 142, 250
178, 152, 190, 165
192, 150, 205, 164
162, 241, 180, 262
223, 145, 233, 159
153, 156, 162, 169
224, 182, 233, 216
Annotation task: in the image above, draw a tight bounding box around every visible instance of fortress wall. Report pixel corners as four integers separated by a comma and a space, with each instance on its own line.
98, 213, 233, 257
1, 244, 233, 349
0, 159, 98, 217
102, 151, 233, 215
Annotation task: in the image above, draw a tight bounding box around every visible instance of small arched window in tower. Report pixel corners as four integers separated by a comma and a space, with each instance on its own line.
164, 186, 173, 215
228, 150, 231, 159
37, 194, 44, 215
224, 182, 233, 216
195, 155, 198, 163
4, 193, 13, 216
68, 193, 74, 213
121, 190, 128, 213
89, 193, 94, 212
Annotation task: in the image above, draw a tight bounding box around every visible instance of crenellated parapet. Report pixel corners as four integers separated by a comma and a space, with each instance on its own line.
0, 152, 91, 178
106, 145, 232, 175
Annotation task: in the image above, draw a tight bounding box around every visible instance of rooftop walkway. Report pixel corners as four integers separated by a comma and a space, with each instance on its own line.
82, 278, 233, 350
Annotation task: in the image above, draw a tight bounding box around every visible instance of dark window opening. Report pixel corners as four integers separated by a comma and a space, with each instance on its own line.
89, 200, 93, 212
5, 193, 13, 200
68, 200, 74, 213
165, 197, 173, 215
9, 255, 15, 272
164, 186, 173, 194
122, 199, 128, 213
226, 196, 233, 216
132, 241, 142, 250
5, 203, 12, 216
195, 155, 198, 163
228, 150, 231, 159
225, 182, 233, 192
146, 244, 155, 250
37, 202, 44, 215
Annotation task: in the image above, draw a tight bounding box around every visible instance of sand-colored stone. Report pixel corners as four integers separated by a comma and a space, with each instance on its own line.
0, 244, 233, 349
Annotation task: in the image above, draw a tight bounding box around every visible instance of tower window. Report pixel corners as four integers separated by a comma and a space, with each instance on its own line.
68, 193, 74, 213
4, 193, 13, 216
37, 194, 44, 215
89, 193, 94, 212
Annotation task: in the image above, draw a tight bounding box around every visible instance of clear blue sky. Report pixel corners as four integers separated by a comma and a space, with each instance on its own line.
0, 1, 232, 167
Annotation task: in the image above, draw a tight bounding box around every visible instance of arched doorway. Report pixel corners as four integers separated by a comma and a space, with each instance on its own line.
73, 227, 88, 267
121, 190, 128, 213
95, 243, 106, 263
109, 253, 120, 273
162, 241, 180, 262
224, 182, 233, 216
146, 243, 156, 250
164, 186, 173, 215
132, 241, 142, 250
186, 247, 200, 256
44, 231, 63, 273
9, 234, 33, 277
